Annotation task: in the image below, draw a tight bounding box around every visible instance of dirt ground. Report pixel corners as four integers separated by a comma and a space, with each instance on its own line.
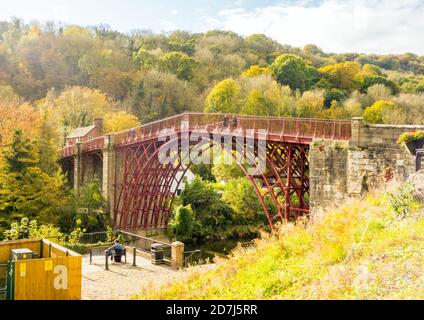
81, 252, 215, 300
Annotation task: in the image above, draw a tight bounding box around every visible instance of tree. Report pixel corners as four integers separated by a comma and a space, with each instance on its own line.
241, 89, 276, 116
159, 51, 198, 81
104, 111, 141, 134
50, 86, 110, 132
37, 108, 62, 175
295, 90, 325, 117
2, 129, 38, 173
0, 130, 69, 224
221, 178, 267, 224
133, 48, 160, 70
75, 180, 107, 232
324, 89, 348, 109
205, 79, 241, 113
319, 62, 362, 91
212, 160, 244, 183
271, 54, 319, 91
126, 70, 201, 122
360, 75, 398, 94
362, 64, 383, 76
241, 65, 272, 78
0, 100, 40, 147
180, 176, 230, 232
363, 100, 398, 124
168, 205, 195, 240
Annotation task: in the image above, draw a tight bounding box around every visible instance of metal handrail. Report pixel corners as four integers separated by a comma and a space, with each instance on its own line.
183, 249, 202, 267
118, 230, 171, 247
60, 112, 353, 157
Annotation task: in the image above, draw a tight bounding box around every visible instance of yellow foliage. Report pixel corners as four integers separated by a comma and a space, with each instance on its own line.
363, 100, 398, 124
319, 62, 362, 91
241, 65, 272, 78
104, 111, 141, 133
205, 79, 241, 113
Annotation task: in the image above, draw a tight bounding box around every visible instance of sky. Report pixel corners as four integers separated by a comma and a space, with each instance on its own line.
0, 0, 423, 55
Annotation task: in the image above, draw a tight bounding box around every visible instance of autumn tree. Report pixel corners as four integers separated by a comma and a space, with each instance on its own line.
319, 62, 362, 91
48, 86, 111, 133
241, 65, 272, 78
104, 111, 141, 134
0, 100, 40, 147
205, 79, 241, 113
363, 100, 398, 124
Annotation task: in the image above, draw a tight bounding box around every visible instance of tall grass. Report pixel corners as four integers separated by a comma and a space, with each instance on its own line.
137, 184, 423, 300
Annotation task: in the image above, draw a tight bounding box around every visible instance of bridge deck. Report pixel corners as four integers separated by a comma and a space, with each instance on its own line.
61, 113, 352, 158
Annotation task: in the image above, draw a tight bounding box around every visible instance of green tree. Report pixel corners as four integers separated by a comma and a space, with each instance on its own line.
212, 161, 244, 183
241, 89, 276, 116
0, 130, 69, 224
271, 54, 319, 91
180, 176, 231, 234
324, 89, 348, 109
360, 75, 398, 94
168, 205, 195, 240
160, 51, 198, 81
221, 178, 266, 224
2, 129, 38, 173
75, 180, 107, 232
133, 48, 160, 70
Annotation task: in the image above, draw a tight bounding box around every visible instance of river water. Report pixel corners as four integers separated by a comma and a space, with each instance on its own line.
184, 236, 257, 264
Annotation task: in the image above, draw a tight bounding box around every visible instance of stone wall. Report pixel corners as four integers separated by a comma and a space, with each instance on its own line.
310, 118, 424, 211
309, 140, 348, 209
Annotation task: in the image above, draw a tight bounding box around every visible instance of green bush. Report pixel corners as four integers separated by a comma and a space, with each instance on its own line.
168, 205, 195, 241
3, 217, 62, 240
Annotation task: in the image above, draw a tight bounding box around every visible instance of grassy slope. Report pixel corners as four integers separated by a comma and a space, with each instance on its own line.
139, 189, 424, 300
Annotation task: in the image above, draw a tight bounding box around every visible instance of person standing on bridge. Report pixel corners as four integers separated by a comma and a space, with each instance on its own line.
223, 115, 230, 128
231, 116, 238, 130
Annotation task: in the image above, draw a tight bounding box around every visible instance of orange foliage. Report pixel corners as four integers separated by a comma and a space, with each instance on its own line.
0, 101, 40, 146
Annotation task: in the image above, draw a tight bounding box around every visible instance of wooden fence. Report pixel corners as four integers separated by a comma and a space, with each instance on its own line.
0, 239, 82, 300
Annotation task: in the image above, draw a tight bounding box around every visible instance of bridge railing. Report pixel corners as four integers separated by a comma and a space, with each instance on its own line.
60, 145, 75, 158
60, 113, 353, 155
81, 136, 105, 153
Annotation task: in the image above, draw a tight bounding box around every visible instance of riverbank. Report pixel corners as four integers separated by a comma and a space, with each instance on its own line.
138, 185, 424, 299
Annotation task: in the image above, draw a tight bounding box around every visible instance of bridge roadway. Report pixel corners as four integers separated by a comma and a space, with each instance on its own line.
60, 113, 353, 230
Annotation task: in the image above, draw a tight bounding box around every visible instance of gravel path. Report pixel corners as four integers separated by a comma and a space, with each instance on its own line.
82, 253, 215, 300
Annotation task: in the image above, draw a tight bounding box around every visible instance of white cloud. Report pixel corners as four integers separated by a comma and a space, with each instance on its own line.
209, 0, 424, 54
171, 9, 179, 16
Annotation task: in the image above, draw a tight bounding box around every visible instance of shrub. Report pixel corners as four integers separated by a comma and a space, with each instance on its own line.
3, 217, 62, 240
397, 131, 424, 144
